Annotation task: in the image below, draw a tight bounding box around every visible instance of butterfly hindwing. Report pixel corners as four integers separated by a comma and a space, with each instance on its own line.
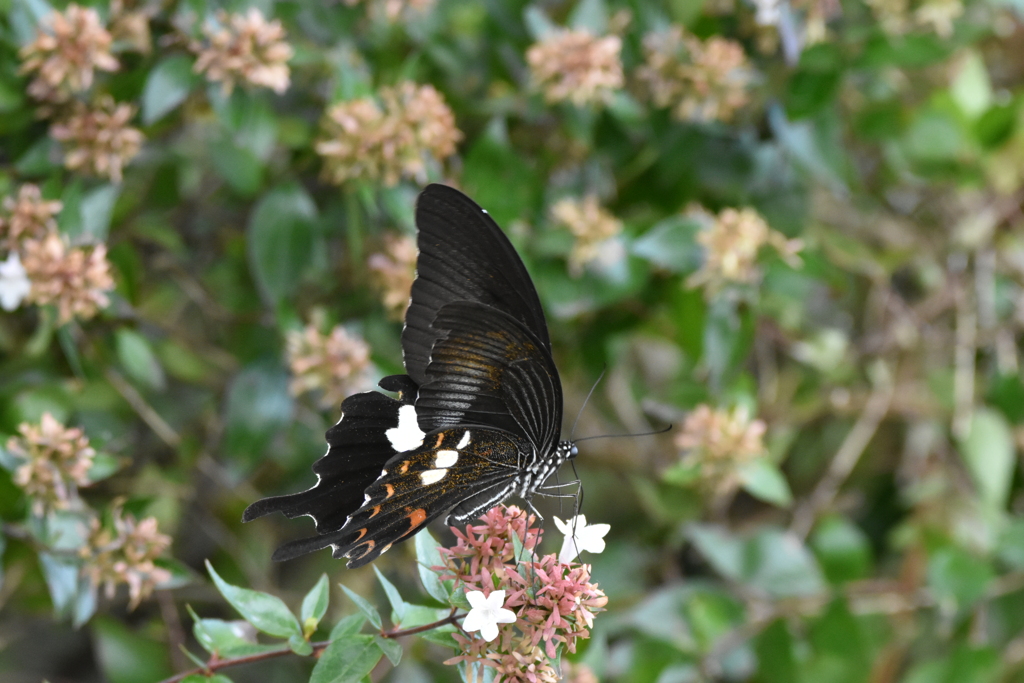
334, 427, 528, 567
403, 185, 552, 387
241, 376, 415, 561
415, 300, 563, 450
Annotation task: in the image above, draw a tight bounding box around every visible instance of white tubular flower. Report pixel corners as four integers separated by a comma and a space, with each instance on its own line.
462, 589, 517, 642
554, 514, 610, 564
0, 252, 31, 311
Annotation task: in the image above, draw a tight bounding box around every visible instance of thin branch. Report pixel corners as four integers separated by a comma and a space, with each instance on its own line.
951, 256, 976, 440
155, 611, 465, 683
155, 640, 332, 683
159, 590, 190, 671
104, 368, 182, 448
790, 360, 895, 539
381, 609, 464, 638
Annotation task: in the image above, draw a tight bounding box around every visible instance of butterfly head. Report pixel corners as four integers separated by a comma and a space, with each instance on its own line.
559, 440, 578, 461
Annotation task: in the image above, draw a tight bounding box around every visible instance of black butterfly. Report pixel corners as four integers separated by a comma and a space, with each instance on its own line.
243, 184, 577, 568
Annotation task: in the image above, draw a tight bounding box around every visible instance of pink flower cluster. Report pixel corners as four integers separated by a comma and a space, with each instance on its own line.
437, 506, 608, 683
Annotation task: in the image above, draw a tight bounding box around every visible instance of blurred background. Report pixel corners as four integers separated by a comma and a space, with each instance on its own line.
1, 0, 1024, 681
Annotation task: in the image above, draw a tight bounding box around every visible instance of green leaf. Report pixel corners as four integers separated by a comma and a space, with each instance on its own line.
927, 546, 993, 608
142, 55, 197, 124
687, 524, 825, 598
246, 183, 322, 306
568, 0, 608, 34
329, 613, 367, 640
115, 328, 166, 391
950, 51, 992, 120
662, 461, 701, 487
462, 128, 540, 228
375, 635, 404, 666
810, 516, 872, 585
996, 518, 1024, 570
79, 184, 119, 242
188, 606, 279, 658
72, 579, 97, 628
205, 560, 302, 639
86, 451, 122, 483
903, 108, 966, 165
223, 363, 294, 464
373, 566, 409, 623
414, 529, 450, 603
754, 619, 797, 683
301, 574, 330, 635
310, 634, 382, 683
417, 626, 459, 650
210, 136, 263, 196
631, 216, 702, 273
738, 460, 793, 508
289, 633, 314, 656
39, 553, 81, 617
807, 598, 870, 679
786, 44, 843, 120
958, 407, 1015, 510
92, 615, 174, 683
15, 137, 60, 176
340, 584, 383, 630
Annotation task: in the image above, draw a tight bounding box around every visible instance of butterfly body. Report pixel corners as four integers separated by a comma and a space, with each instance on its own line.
243, 185, 573, 568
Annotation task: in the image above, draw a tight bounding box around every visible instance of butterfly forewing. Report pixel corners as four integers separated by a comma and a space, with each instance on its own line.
334, 427, 528, 567
403, 185, 551, 386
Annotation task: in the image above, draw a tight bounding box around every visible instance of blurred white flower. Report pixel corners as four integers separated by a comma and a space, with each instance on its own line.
554, 514, 610, 564
462, 589, 517, 642
0, 252, 31, 311
752, 0, 782, 25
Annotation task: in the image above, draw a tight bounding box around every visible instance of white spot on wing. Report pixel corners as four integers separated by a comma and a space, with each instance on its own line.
420, 469, 446, 485
435, 450, 459, 468
457, 431, 471, 449
386, 405, 425, 452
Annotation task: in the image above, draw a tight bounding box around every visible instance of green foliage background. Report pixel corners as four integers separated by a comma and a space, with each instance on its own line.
2, 0, 1024, 681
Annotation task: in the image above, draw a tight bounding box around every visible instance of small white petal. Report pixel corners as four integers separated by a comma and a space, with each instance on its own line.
462, 608, 485, 632
478, 620, 499, 642
556, 515, 610, 563
466, 590, 489, 609
0, 252, 31, 312
483, 590, 506, 608
494, 607, 517, 625
463, 590, 513, 643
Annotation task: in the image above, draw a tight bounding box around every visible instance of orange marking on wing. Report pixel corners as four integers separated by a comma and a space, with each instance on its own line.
354, 528, 367, 541
400, 508, 427, 536
399, 462, 409, 474
369, 505, 381, 518
353, 539, 376, 558
434, 433, 445, 448
384, 484, 395, 498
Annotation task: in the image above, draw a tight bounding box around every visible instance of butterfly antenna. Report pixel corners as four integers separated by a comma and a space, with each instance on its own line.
570, 367, 607, 442
573, 424, 673, 443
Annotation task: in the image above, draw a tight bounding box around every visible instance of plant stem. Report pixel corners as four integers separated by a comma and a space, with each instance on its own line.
155, 610, 465, 683
380, 608, 464, 638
